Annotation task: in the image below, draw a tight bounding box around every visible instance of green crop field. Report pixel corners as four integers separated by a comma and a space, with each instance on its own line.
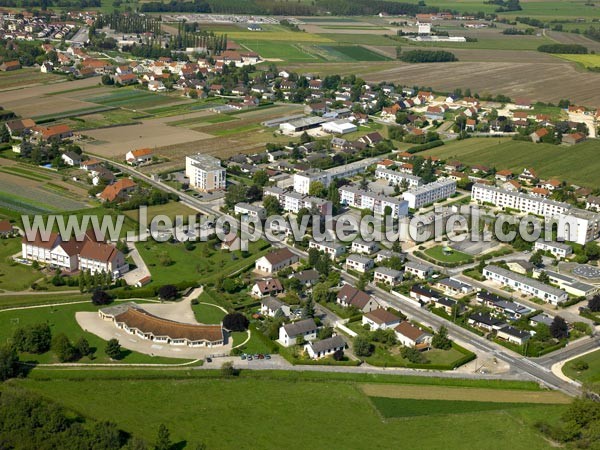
239, 41, 322, 62
419, 138, 600, 189
0, 68, 63, 90
11, 375, 566, 450
563, 349, 600, 383
554, 53, 600, 68
319, 33, 398, 46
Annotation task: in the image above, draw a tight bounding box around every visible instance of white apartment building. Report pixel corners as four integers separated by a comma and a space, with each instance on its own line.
472, 184, 600, 244
309, 240, 346, 260
483, 265, 568, 305
293, 169, 331, 195
185, 154, 226, 192
263, 186, 332, 215
375, 168, 423, 189
345, 254, 374, 273
234, 202, 266, 220
339, 185, 409, 218
402, 178, 456, 210
534, 240, 572, 259
471, 184, 569, 217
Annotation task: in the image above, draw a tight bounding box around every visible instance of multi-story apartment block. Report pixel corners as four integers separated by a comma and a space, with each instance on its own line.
339, 185, 409, 218
402, 178, 456, 209
185, 154, 226, 192
375, 168, 423, 189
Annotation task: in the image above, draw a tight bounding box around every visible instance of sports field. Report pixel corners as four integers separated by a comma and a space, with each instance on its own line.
11, 373, 567, 450
419, 138, 600, 189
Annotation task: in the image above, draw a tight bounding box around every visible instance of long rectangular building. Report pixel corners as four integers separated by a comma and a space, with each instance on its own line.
375, 168, 422, 189
472, 184, 600, 244
483, 265, 568, 305
263, 186, 332, 215
339, 185, 408, 218
402, 177, 456, 209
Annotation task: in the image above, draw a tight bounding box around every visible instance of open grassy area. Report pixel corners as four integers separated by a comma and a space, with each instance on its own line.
0, 238, 42, 292
321, 45, 390, 61
424, 245, 473, 264
563, 349, 600, 383
0, 300, 192, 364
0, 292, 91, 310
420, 138, 600, 189
11, 374, 566, 449
239, 41, 322, 62
192, 301, 226, 325
123, 202, 198, 223
135, 240, 271, 286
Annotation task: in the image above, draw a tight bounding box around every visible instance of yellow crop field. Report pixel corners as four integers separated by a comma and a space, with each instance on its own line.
555, 53, 600, 68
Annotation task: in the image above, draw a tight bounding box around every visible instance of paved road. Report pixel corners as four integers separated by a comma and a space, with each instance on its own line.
535, 336, 600, 367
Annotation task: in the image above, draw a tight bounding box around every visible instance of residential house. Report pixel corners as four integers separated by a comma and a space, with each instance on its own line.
61, 151, 81, 166
99, 178, 137, 203
351, 239, 379, 255
251, 278, 284, 298
497, 325, 530, 345
394, 321, 432, 349
362, 308, 401, 331
562, 132, 586, 145
534, 240, 572, 259
336, 285, 379, 313
404, 261, 433, 279
468, 312, 506, 332
279, 318, 318, 346
308, 240, 346, 260
345, 254, 374, 273
291, 269, 320, 287
125, 148, 153, 165
373, 267, 403, 286
255, 248, 299, 274
304, 335, 346, 359
260, 297, 290, 318
434, 278, 474, 296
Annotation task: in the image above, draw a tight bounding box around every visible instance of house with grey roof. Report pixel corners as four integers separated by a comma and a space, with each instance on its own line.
279, 318, 318, 347
304, 335, 346, 359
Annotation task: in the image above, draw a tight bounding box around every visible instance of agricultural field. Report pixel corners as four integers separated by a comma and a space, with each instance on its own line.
85, 88, 184, 110
320, 45, 390, 61
134, 239, 271, 286
11, 374, 567, 450
0, 300, 193, 364
419, 138, 600, 189
554, 53, 600, 69
0, 159, 90, 214
0, 68, 63, 90
0, 238, 43, 292
62, 109, 148, 131
563, 349, 600, 383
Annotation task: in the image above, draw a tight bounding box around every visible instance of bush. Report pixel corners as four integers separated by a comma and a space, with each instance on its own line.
91, 290, 113, 306
13, 323, 52, 354
353, 335, 374, 357
157, 284, 178, 301
538, 44, 588, 54
399, 50, 458, 63
222, 313, 249, 332
105, 338, 122, 360
571, 360, 589, 371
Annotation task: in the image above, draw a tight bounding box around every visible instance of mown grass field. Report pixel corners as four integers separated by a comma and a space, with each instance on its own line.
0, 238, 42, 292
419, 138, 600, 189
11, 374, 566, 450
135, 240, 270, 286
424, 245, 473, 264
563, 349, 600, 383
123, 202, 198, 223
192, 301, 226, 325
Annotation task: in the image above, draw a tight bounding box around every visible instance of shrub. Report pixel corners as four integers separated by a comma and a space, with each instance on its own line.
223, 313, 249, 332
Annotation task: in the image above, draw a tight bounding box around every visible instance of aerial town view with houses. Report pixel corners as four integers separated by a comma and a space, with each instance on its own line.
0, 0, 599, 448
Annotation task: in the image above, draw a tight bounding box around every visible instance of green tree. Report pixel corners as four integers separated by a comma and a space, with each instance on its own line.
75, 337, 91, 358
263, 195, 282, 216
312, 282, 330, 304
309, 181, 325, 197
550, 316, 569, 339
0, 344, 19, 381
431, 326, 452, 350
221, 361, 237, 377
155, 424, 172, 450
529, 250, 543, 267
52, 333, 78, 363
303, 300, 315, 318
252, 170, 269, 187
353, 335, 374, 357
105, 338, 122, 360
401, 346, 427, 364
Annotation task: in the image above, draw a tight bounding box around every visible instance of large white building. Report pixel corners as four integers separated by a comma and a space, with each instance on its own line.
185, 154, 226, 192
402, 178, 456, 209
472, 184, 570, 217
293, 158, 381, 195
263, 186, 332, 215
339, 185, 409, 218
472, 184, 600, 244
375, 168, 423, 189
483, 265, 568, 305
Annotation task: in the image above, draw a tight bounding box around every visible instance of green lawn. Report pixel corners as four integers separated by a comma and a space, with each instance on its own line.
86, 88, 182, 110
563, 349, 600, 383
135, 240, 270, 286
321, 45, 390, 61
0, 292, 90, 310
0, 238, 43, 292
424, 245, 473, 264
419, 138, 600, 189
364, 344, 469, 368
0, 301, 192, 364
12, 375, 565, 449
123, 201, 198, 223
239, 41, 322, 62
192, 302, 226, 324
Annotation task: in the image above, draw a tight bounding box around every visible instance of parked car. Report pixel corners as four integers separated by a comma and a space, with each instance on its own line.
265, 354, 271, 360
